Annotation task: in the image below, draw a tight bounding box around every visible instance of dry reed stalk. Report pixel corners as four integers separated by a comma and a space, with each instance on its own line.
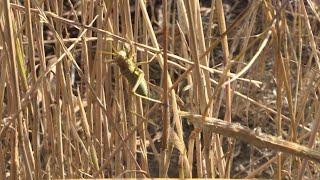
3, 1, 33, 179
297, 0, 320, 179
123, 0, 138, 177
160, 0, 170, 177
184, 0, 212, 177
215, 0, 233, 177
1, 0, 320, 179
298, 100, 320, 179
137, 0, 188, 177
0, 32, 7, 123
139, 1, 151, 174
262, 1, 284, 178
24, 0, 40, 178
181, 112, 320, 163
93, 2, 104, 175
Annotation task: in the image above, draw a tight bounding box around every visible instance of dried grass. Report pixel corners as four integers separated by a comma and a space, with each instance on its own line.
0, 0, 320, 179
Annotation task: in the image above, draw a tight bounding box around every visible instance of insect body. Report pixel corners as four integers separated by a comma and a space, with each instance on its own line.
114, 49, 148, 97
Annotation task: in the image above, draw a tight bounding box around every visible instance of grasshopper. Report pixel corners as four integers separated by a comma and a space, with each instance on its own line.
102, 44, 161, 103
113, 47, 148, 97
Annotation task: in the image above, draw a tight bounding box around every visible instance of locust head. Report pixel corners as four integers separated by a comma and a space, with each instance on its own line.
115, 49, 128, 60
113, 42, 133, 59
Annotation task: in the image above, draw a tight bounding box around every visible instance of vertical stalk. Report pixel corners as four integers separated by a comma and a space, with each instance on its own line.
160, 0, 169, 177
215, 0, 233, 177
3, 0, 32, 179
24, 0, 39, 178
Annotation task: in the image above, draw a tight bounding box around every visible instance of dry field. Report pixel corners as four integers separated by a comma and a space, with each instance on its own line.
0, 0, 320, 179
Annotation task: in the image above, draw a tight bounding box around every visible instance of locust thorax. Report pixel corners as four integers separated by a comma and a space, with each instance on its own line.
114, 49, 131, 70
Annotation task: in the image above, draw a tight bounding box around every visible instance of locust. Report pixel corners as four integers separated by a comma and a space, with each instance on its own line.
102, 44, 161, 103
114, 48, 148, 96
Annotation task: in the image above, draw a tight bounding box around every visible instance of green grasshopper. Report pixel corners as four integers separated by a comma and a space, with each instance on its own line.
101, 44, 161, 103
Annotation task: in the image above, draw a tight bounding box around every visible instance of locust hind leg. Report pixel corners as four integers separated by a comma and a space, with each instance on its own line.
131, 72, 162, 104
134, 92, 162, 104
131, 71, 146, 95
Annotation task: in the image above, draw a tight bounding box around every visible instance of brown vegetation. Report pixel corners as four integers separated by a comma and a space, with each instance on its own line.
0, 0, 320, 179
